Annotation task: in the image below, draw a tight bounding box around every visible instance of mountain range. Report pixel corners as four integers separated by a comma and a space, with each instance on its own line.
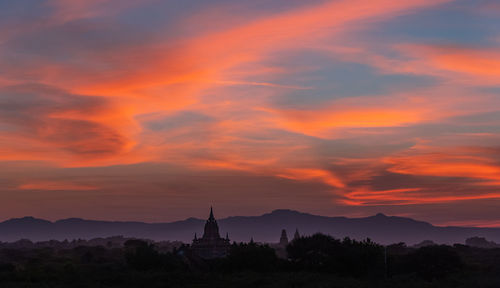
1, 209, 499, 245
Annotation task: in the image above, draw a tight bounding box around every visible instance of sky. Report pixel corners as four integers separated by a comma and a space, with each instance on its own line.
0, 0, 500, 226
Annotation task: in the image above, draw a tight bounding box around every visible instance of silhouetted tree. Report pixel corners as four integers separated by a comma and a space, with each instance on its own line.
287, 233, 341, 272
287, 233, 384, 277
409, 245, 463, 281
124, 239, 161, 270
223, 242, 279, 272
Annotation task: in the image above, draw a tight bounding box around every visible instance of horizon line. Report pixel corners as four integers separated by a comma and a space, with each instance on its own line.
1, 209, 499, 229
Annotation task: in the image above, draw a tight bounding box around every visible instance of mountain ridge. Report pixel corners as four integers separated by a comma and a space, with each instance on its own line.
0, 209, 499, 245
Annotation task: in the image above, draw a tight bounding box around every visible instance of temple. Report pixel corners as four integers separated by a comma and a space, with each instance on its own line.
294, 228, 300, 241
191, 207, 230, 259
279, 229, 289, 246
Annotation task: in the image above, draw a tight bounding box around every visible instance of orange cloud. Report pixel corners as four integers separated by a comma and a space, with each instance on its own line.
319, 42, 500, 87
262, 89, 465, 138
436, 219, 500, 228
277, 168, 345, 188
396, 45, 500, 84
343, 187, 500, 206
384, 152, 500, 182
18, 181, 98, 191
272, 107, 425, 138
0, 84, 142, 165
0, 0, 453, 168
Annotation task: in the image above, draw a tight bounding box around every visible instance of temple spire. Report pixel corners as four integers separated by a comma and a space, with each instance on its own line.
209, 206, 215, 221
294, 228, 300, 241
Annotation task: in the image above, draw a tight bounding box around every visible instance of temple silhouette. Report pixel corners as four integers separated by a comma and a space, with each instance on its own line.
279, 229, 288, 246
279, 228, 300, 247
191, 207, 230, 259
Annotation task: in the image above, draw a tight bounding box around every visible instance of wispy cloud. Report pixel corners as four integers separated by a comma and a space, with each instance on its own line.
18, 181, 98, 191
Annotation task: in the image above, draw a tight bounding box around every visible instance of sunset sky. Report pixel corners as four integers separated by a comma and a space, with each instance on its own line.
1, 0, 500, 226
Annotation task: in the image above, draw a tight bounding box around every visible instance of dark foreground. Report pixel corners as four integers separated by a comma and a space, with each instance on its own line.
0, 234, 499, 288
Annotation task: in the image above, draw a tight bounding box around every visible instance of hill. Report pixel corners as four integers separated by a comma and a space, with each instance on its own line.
1, 210, 499, 244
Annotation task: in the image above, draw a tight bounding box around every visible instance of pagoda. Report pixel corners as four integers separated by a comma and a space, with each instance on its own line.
191, 207, 230, 259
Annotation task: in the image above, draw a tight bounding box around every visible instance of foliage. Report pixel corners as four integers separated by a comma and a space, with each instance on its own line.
223, 242, 279, 272
287, 233, 385, 277
0, 235, 498, 287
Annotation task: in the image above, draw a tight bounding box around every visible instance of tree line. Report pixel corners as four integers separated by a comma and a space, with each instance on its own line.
0, 233, 499, 287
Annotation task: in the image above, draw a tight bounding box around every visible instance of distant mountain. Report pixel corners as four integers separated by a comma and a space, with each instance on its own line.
1, 210, 500, 245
